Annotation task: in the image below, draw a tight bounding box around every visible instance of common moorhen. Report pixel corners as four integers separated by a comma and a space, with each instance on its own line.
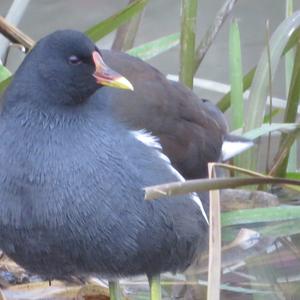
98, 50, 250, 179
0, 30, 208, 283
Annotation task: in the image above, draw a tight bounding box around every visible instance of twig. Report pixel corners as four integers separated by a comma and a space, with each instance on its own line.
211, 162, 271, 178
0, 16, 35, 52
193, 0, 238, 74
0, 0, 31, 60
207, 163, 221, 300
112, 0, 144, 51
144, 177, 300, 201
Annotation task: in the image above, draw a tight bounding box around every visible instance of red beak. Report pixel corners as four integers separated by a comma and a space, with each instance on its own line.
92, 51, 134, 91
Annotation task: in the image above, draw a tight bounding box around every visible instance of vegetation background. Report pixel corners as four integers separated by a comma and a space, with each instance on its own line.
1, 0, 299, 101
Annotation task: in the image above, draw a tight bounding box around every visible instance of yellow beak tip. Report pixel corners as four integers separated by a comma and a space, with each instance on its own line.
96, 76, 134, 91
115, 77, 134, 91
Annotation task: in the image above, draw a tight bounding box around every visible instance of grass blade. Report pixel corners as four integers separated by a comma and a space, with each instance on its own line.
263, 108, 281, 123
179, 0, 198, 88
240, 12, 300, 171
222, 206, 300, 227
285, 0, 295, 94
285, 0, 298, 174
242, 123, 300, 140
286, 135, 298, 173
229, 20, 244, 168
108, 281, 121, 300
0, 64, 11, 83
126, 33, 180, 60
0, 76, 11, 94
244, 12, 300, 132
223, 219, 300, 241
269, 129, 300, 177
270, 42, 300, 176
264, 20, 273, 174
217, 68, 254, 112
286, 172, 300, 179
0, 65, 11, 94
229, 20, 244, 131
149, 275, 161, 300
85, 0, 149, 42
217, 26, 300, 112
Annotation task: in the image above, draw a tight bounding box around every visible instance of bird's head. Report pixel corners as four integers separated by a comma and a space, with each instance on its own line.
14, 30, 133, 106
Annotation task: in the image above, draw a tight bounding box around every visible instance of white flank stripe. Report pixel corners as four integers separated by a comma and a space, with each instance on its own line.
221, 140, 254, 161
131, 130, 209, 224
131, 129, 162, 150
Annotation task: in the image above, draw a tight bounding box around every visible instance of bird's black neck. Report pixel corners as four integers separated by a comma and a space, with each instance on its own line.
2, 82, 98, 130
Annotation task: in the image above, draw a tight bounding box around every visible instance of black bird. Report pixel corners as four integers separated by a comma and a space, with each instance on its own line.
96, 50, 250, 180
0, 30, 208, 280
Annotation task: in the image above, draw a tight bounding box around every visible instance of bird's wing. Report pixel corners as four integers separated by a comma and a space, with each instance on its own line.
101, 50, 224, 178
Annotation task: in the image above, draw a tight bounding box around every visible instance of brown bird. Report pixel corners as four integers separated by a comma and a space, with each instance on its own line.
98, 49, 250, 179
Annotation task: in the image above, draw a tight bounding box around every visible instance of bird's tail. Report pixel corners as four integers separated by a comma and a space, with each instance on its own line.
221, 134, 254, 161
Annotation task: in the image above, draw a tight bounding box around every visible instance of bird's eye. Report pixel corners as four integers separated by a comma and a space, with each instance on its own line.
68, 55, 82, 65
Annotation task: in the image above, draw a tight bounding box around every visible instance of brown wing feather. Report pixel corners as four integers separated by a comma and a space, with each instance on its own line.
101, 50, 227, 179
